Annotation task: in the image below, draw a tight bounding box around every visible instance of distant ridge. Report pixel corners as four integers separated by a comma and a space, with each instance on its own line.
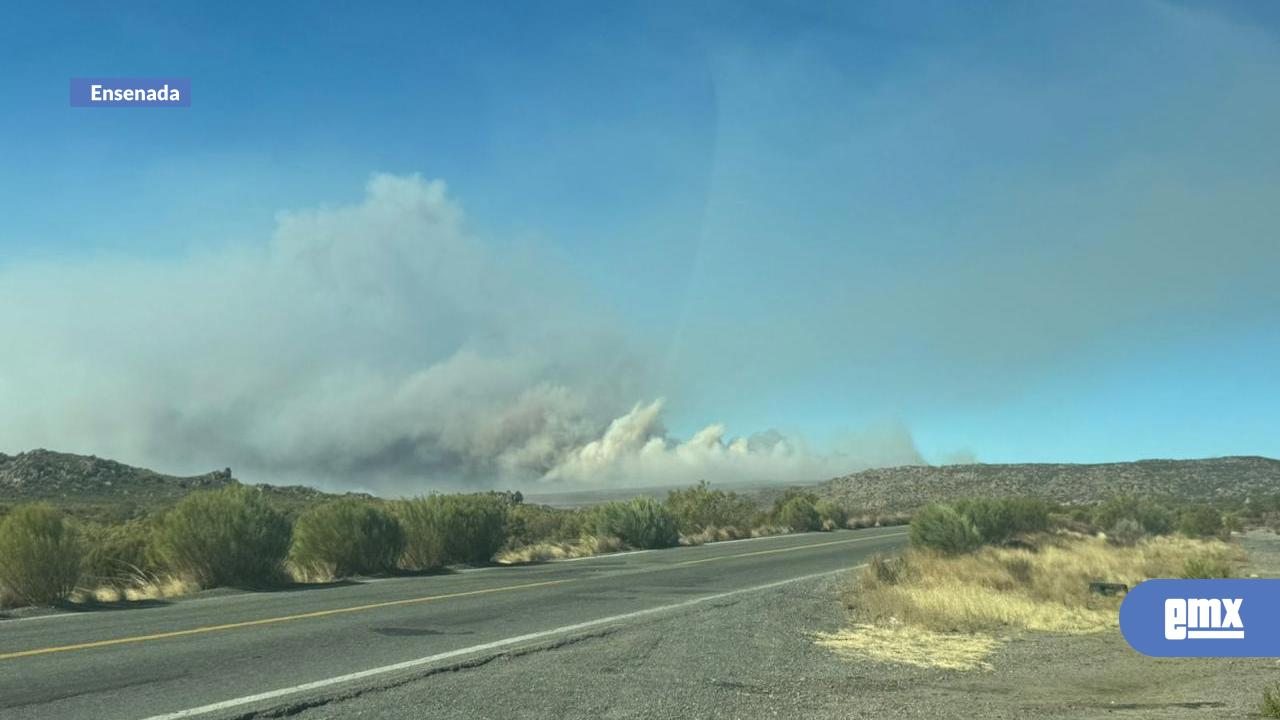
816, 456, 1280, 511
0, 449, 334, 519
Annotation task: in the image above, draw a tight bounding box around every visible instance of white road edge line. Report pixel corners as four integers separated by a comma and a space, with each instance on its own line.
139, 564, 867, 720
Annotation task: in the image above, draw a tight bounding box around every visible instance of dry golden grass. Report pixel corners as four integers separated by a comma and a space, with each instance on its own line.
72, 575, 198, 605
495, 535, 625, 564
851, 535, 1242, 634
816, 623, 1002, 671
286, 562, 338, 584
817, 534, 1243, 670
680, 526, 754, 546
500, 524, 795, 562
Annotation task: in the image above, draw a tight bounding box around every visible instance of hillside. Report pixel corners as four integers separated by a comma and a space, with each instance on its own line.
816, 456, 1280, 511
0, 449, 335, 521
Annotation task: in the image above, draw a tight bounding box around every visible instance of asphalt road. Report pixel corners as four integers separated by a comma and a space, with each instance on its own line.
0, 527, 906, 720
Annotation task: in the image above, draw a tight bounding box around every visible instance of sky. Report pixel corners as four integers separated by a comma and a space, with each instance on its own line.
0, 1, 1277, 493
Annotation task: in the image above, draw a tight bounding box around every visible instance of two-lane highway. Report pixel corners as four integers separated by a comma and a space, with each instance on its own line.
0, 527, 906, 720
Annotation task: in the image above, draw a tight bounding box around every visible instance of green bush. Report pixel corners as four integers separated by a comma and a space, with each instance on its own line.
441, 494, 509, 564
290, 499, 404, 578
664, 481, 759, 534
1178, 505, 1223, 538
953, 497, 1051, 545
1180, 554, 1232, 579
1092, 496, 1174, 536
507, 503, 590, 547
777, 496, 822, 532
80, 518, 156, 586
395, 494, 510, 569
908, 504, 981, 554
395, 497, 449, 569
1106, 518, 1145, 547
814, 500, 849, 530
151, 485, 292, 588
593, 497, 679, 549
0, 504, 82, 606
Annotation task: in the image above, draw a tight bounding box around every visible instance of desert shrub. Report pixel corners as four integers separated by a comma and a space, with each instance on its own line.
439, 494, 509, 564
1092, 496, 1174, 536
777, 496, 822, 532
1178, 505, 1223, 538
908, 504, 981, 555
395, 494, 509, 568
1262, 684, 1280, 718
1222, 512, 1244, 535
80, 518, 156, 585
1180, 554, 1233, 579
290, 499, 404, 578
1106, 518, 1145, 547
953, 497, 1051, 545
593, 497, 679, 549
506, 503, 590, 547
0, 504, 82, 606
151, 485, 292, 588
814, 500, 849, 530
395, 497, 448, 569
665, 481, 759, 534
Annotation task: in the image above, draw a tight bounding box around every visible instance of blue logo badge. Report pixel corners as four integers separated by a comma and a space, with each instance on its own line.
1120, 579, 1280, 657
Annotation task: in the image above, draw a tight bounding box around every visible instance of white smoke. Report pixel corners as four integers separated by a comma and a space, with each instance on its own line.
0, 174, 922, 493
546, 399, 924, 485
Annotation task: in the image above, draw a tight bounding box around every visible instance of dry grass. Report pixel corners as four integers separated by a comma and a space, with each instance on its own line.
816, 623, 1002, 671
817, 534, 1243, 671
850, 534, 1242, 634
72, 575, 198, 604
495, 536, 625, 564
286, 562, 338, 584
499, 524, 800, 563
680, 526, 754, 545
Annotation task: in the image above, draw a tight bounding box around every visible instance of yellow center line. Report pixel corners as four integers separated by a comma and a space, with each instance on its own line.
0, 530, 907, 662
0, 579, 570, 661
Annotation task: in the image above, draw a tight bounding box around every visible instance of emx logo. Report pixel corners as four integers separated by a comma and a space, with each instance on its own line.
1164, 597, 1243, 640
1121, 579, 1278, 657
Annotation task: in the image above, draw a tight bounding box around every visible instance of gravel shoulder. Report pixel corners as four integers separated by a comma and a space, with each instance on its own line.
292, 532, 1280, 720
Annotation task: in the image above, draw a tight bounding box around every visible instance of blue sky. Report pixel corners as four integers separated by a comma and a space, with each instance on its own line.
1, 1, 1277, 488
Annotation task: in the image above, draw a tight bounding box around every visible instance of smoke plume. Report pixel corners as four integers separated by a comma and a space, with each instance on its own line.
0, 174, 921, 493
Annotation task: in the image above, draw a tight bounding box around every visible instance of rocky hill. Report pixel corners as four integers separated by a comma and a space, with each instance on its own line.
816, 456, 1280, 511
0, 449, 334, 520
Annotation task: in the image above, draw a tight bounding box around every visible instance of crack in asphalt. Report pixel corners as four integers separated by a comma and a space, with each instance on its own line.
231, 629, 620, 719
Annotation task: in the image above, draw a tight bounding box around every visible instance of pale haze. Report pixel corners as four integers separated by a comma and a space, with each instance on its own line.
1, 1, 1277, 493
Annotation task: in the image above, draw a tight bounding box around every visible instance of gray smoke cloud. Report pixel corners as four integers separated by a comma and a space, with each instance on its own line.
0, 174, 922, 493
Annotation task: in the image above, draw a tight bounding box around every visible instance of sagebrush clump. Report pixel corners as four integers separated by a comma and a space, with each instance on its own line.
290, 498, 404, 579
395, 493, 510, 569
593, 497, 680, 549
150, 484, 292, 588
0, 504, 82, 606
909, 504, 981, 554
664, 481, 759, 534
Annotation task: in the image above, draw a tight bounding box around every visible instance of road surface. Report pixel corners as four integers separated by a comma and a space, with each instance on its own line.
0, 527, 906, 720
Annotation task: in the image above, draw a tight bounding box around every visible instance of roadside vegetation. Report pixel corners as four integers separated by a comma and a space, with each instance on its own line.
0, 477, 905, 611
818, 495, 1246, 671
0, 504, 82, 606
289, 498, 404, 581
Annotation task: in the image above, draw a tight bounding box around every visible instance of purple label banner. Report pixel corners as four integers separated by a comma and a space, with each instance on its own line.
70, 78, 190, 107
